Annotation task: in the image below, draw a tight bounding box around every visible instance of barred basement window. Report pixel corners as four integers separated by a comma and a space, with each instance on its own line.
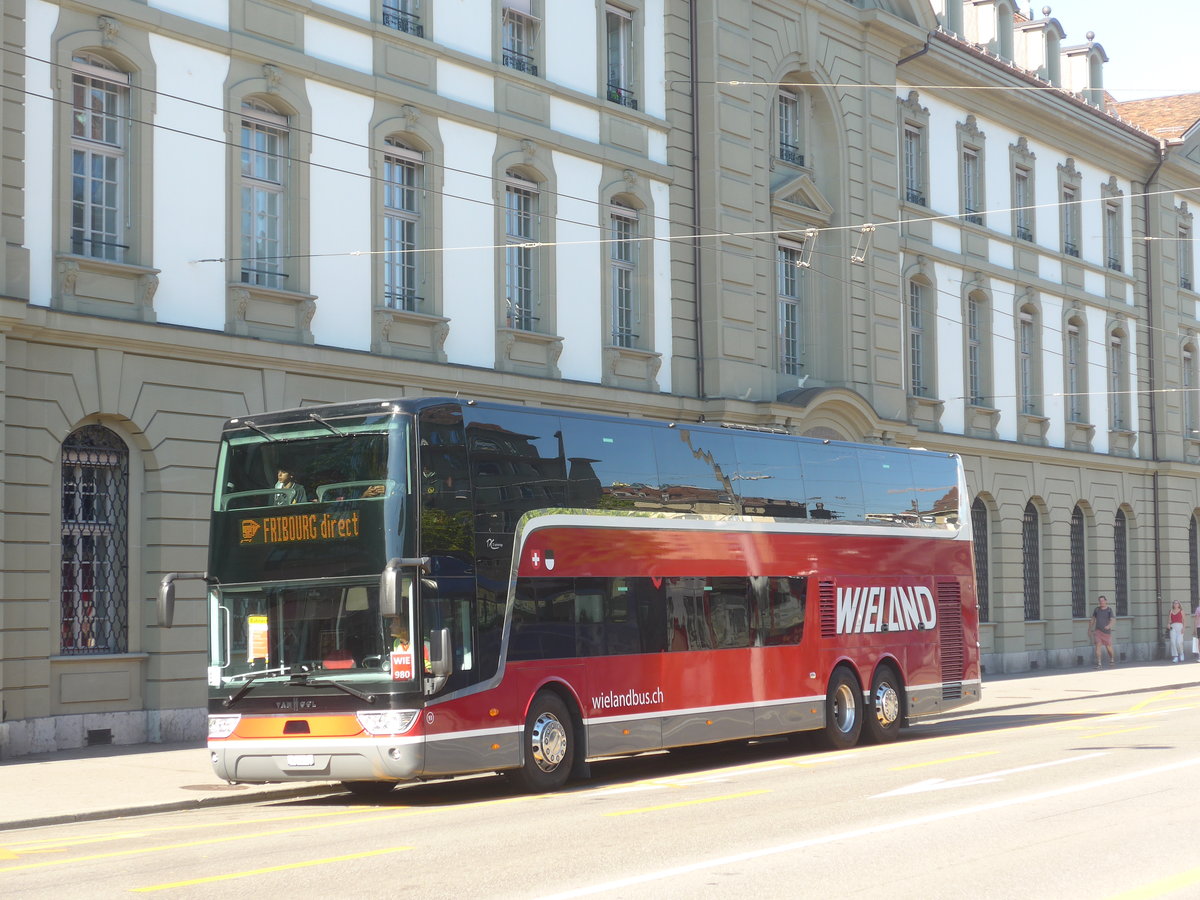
1022, 501, 1041, 621
1070, 505, 1086, 617
972, 497, 990, 623
1114, 508, 1128, 616
61, 425, 129, 655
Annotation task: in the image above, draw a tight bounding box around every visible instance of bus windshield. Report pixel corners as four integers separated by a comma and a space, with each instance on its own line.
208, 413, 413, 585
209, 579, 408, 690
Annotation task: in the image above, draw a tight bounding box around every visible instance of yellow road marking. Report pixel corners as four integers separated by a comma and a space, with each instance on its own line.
1107, 864, 1200, 900
1080, 725, 1156, 739
890, 751, 998, 771
133, 846, 411, 892
0, 808, 423, 874
606, 789, 768, 816
1126, 691, 1181, 714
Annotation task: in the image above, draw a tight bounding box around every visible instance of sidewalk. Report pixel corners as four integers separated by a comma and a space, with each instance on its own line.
1, 659, 1195, 832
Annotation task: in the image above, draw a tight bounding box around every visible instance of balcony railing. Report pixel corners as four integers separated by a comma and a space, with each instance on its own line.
606, 83, 638, 110
1107, 256, 1122, 271
1063, 241, 1080, 258
962, 208, 983, 226
383, 8, 424, 37
905, 188, 926, 206
1016, 225, 1034, 242
383, 289, 422, 312
611, 328, 639, 348
502, 49, 539, 77
778, 142, 804, 167
1183, 276, 1194, 291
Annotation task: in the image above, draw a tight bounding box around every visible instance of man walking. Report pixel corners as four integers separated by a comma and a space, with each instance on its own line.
1089, 595, 1117, 667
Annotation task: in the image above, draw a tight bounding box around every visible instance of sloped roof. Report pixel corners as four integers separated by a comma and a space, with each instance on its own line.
1114, 92, 1200, 140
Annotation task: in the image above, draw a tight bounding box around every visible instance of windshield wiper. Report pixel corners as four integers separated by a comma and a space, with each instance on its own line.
223, 668, 287, 708
292, 674, 377, 703
307, 412, 346, 436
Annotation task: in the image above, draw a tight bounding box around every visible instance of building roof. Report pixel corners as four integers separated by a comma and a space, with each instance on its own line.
1114, 92, 1200, 140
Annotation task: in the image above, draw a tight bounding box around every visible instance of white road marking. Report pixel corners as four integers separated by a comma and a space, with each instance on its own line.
872, 751, 1107, 797
539, 756, 1200, 899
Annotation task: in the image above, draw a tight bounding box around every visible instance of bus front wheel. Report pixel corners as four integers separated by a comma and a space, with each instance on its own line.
822, 668, 863, 751
509, 691, 575, 793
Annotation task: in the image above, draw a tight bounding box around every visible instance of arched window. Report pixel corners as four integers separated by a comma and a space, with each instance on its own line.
1070, 505, 1086, 617
70, 53, 130, 262
972, 497, 990, 622
1022, 501, 1041, 621
60, 425, 129, 655
777, 88, 805, 166
1114, 508, 1129, 616
381, 137, 425, 311
995, 1, 1014, 61
239, 98, 291, 288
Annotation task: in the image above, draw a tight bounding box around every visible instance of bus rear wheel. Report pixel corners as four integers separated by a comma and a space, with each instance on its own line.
863, 665, 904, 744
822, 668, 863, 751
508, 692, 575, 793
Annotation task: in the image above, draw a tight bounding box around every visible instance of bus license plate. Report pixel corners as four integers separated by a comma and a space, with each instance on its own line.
286, 754, 315, 768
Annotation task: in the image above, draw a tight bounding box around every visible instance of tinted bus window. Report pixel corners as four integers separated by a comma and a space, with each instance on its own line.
467, 408, 565, 533
909, 453, 961, 527
707, 577, 752, 648
652, 427, 737, 515
859, 447, 918, 525
510, 577, 576, 661
801, 442, 865, 522
733, 435, 807, 518
756, 576, 806, 645
560, 417, 659, 510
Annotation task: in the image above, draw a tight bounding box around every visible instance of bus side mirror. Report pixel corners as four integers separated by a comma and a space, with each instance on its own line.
428, 627, 452, 678
380, 557, 430, 617
157, 572, 207, 627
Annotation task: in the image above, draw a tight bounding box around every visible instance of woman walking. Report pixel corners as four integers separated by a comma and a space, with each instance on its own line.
1169, 600, 1186, 662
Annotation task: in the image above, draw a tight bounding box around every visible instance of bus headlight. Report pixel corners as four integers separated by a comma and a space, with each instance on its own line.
356, 710, 418, 735
208, 715, 241, 739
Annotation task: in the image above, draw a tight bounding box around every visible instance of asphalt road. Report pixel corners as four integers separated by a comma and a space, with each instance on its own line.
3, 683, 1197, 899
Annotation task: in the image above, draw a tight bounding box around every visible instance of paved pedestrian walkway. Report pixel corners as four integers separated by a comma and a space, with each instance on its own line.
1, 660, 1195, 831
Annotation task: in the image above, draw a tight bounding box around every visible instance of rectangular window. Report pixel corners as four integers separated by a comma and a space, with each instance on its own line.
1019, 312, 1035, 414
504, 177, 538, 330
1062, 185, 1080, 257
962, 149, 982, 224
1014, 167, 1033, 241
1105, 202, 1122, 270
1109, 334, 1125, 430
610, 208, 637, 347
777, 243, 804, 375
502, 2, 540, 76
903, 125, 925, 205
908, 281, 926, 397
1066, 323, 1083, 423
1185, 348, 1196, 438
71, 59, 129, 261
240, 103, 289, 289
382, 0, 423, 36
967, 298, 982, 405
605, 6, 637, 109
383, 142, 422, 311
1181, 226, 1194, 291
778, 91, 803, 166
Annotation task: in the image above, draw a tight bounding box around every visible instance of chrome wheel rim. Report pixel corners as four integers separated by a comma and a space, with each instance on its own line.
832, 682, 857, 734
530, 712, 568, 772
873, 682, 900, 727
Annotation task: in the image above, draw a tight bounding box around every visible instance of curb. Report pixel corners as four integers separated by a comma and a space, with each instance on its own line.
926, 676, 1197, 720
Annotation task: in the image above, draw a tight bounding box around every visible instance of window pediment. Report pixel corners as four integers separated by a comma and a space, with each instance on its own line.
772, 173, 833, 225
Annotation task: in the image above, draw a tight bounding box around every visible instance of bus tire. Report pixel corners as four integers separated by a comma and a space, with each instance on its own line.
822, 667, 863, 751
863, 664, 904, 744
508, 691, 575, 793
341, 780, 396, 800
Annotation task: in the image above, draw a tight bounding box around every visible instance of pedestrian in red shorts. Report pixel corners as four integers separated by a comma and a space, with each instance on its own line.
1089, 595, 1116, 667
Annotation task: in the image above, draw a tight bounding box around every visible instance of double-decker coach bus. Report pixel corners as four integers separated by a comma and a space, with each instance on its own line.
159, 397, 980, 795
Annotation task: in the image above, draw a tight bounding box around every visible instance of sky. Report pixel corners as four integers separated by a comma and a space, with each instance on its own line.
1032, 0, 1199, 101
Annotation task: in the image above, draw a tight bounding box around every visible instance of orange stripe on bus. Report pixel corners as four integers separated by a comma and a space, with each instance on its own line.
230, 715, 365, 739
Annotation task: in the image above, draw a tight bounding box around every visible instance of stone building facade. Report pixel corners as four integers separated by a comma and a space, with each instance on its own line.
0, 0, 1197, 756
